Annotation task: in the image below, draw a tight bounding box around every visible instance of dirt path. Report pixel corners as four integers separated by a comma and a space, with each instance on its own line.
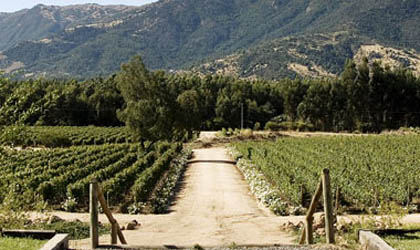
66, 146, 295, 249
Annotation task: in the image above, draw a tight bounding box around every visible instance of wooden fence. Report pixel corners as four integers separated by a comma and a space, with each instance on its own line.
90, 179, 127, 249
299, 168, 335, 244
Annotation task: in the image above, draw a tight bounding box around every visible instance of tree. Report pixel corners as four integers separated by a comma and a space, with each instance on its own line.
117, 55, 200, 143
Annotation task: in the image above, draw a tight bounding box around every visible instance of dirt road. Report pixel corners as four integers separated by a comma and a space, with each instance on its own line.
69, 146, 295, 248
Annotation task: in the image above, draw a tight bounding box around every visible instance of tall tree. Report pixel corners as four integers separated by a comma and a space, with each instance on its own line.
117, 55, 200, 143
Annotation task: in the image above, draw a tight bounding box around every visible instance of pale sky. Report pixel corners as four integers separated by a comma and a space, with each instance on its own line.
0, 0, 158, 13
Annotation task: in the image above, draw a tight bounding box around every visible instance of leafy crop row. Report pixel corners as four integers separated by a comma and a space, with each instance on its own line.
0, 126, 133, 147
232, 135, 420, 213
130, 143, 182, 204
0, 141, 182, 211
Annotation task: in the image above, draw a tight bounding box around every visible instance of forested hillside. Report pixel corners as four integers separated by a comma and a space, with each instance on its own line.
0, 0, 419, 79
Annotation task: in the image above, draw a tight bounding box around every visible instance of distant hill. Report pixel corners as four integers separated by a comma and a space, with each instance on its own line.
0, 4, 135, 51
0, 0, 419, 79
193, 32, 420, 80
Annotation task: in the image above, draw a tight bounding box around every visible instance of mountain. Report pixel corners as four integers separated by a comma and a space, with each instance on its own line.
193, 32, 420, 80
0, 4, 135, 51
0, 0, 420, 79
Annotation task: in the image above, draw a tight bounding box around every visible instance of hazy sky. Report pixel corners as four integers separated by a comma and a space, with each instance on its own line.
0, 0, 158, 13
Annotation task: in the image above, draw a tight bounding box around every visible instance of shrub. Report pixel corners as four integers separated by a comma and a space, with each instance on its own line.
35, 132, 71, 147
264, 121, 282, 131
0, 125, 35, 147
253, 122, 261, 131
240, 128, 253, 137
296, 121, 314, 132
264, 121, 314, 131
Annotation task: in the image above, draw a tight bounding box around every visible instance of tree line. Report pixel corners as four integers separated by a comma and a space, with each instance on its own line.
1, 56, 420, 141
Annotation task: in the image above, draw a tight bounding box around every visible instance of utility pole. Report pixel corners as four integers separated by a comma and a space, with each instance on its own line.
241, 103, 244, 130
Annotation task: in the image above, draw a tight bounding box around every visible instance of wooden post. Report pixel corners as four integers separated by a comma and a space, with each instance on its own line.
299, 227, 306, 245
300, 179, 323, 244
301, 185, 305, 207
322, 168, 335, 244
111, 223, 118, 245
90, 180, 99, 249
305, 216, 314, 244
335, 187, 340, 214
96, 184, 127, 245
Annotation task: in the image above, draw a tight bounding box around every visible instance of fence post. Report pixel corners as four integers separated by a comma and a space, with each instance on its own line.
111, 223, 118, 245
90, 179, 99, 249
322, 168, 335, 244
335, 187, 340, 213
96, 184, 127, 245
305, 216, 314, 244
300, 178, 323, 244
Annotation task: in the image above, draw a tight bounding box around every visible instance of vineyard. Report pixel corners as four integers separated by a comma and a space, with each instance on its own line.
29, 126, 134, 145
0, 140, 183, 212
0, 126, 133, 147
231, 135, 420, 214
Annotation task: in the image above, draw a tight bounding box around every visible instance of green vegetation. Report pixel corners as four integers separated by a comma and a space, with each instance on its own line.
149, 148, 192, 213
0, 141, 182, 211
334, 219, 420, 250
383, 226, 420, 250
318, 208, 407, 249
1, 57, 420, 134
117, 56, 202, 142
0, 76, 123, 127
33, 220, 110, 240
0, 126, 132, 147
231, 135, 420, 213
0, 237, 47, 250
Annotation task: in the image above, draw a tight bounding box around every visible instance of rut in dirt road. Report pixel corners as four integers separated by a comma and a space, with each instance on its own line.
71, 146, 295, 248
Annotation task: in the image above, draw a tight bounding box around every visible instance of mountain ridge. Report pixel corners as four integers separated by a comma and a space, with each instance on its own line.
0, 0, 419, 79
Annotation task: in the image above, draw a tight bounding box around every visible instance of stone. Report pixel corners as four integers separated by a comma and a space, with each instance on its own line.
316, 227, 326, 236
337, 223, 348, 233
295, 221, 304, 229
286, 221, 295, 230
48, 215, 64, 224
70, 218, 81, 223
313, 213, 325, 229
126, 220, 139, 230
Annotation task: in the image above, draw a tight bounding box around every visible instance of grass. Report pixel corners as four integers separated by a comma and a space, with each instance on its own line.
384, 232, 420, 250
30, 220, 110, 240
382, 224, 420, 250
0, 237, 47, 250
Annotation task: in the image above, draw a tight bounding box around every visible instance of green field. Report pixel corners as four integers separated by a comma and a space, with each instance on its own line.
0, 138, 182, 211
232, 135, 420, 213
27, 126, 134, 145
0, 237, 47, 250
384, 231, 420, 250
0, 126, 133, 147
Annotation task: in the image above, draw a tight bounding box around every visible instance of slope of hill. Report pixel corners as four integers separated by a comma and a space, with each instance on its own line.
0, 4, 136, 51
0, 0, 419, 79
194, 32, 420, 79
193, 31, 365, 79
